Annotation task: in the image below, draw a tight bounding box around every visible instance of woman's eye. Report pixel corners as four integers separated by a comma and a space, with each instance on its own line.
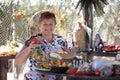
50, 24, 53, 26
43, 23, 53, 26
43, 24, 47, 26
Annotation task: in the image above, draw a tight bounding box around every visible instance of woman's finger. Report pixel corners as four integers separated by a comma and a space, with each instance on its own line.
29, 41, 39, 49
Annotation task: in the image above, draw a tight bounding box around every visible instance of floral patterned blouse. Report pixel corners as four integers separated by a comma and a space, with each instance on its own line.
23, 33, 67, 80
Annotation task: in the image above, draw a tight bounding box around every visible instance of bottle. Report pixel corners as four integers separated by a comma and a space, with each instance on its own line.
31, 46, 42, 60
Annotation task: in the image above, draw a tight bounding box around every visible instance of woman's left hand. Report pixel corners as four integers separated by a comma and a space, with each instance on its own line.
69, 47, 78, 58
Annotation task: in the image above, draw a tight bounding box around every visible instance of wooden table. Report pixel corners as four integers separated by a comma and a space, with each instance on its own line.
0, 55, 15, 80
36, 69, 120, 80
34, 52, 120, 80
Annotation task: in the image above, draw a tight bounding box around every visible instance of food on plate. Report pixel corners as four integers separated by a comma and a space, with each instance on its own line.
33, 49, 70, 69
38, 63, 50, 69
36, 56, 51, 62
0, 50, 18, 56
50, 59, 69, 67
36, 57, 69, 69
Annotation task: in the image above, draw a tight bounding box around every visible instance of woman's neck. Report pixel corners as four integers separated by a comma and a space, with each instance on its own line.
42, 33, 53, 43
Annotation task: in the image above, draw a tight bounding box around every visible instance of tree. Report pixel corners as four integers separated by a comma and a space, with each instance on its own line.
0, 1, 19, 45
75, 0, 109, 48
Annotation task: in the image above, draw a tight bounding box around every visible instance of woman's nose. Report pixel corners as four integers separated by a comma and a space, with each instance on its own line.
46, 24, 52, 28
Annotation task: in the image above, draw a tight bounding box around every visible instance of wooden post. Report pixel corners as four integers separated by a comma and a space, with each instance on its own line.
0, 59, 8, 80
0, 55, 15, 80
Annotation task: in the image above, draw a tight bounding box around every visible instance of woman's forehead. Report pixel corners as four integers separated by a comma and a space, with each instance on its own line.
40, 18, 55, 23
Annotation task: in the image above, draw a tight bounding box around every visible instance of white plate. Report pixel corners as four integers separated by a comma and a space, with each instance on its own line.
50, 52, 62, 59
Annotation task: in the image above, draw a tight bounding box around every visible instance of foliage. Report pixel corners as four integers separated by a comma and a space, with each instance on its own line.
75, 0, 109, 16
0, 0, 19, 45
93, 0, 120, 44
26, 0, 77, 38
1, 0, 119, 45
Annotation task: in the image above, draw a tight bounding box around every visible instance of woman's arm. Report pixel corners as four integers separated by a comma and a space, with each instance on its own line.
15, 45, 32, 65
15, 42, 39, 65
57, 47, 77, 59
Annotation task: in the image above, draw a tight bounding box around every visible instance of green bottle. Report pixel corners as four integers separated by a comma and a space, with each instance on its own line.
31, 46, 42, 60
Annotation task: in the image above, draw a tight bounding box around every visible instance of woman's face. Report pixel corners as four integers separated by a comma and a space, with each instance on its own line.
39, 18, 56, 35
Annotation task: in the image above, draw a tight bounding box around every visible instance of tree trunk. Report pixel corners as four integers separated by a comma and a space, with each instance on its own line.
83, 3, 93, 48
0, 59, 8, 80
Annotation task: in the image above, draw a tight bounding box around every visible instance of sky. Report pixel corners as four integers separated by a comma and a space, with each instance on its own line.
0, 0, 78, 5
0, 0, 39, 5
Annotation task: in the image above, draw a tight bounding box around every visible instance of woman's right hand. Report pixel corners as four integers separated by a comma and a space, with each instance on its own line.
15, 41, 39, 65
28, 41, 39, 50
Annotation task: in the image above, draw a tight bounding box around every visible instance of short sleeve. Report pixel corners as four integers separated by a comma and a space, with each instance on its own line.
55, 35, 68, 51
24, 34, 41, 46
24, 36, 35, 46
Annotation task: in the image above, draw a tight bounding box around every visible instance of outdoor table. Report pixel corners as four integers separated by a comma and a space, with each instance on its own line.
0, 55, 15, 80
36, 69, 120, 80
34, 52, 120, 80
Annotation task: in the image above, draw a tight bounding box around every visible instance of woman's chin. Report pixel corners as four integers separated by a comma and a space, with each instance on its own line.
45, 32, 52, 35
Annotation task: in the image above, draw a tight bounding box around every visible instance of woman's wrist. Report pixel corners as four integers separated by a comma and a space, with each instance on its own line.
27, 46, 33, 52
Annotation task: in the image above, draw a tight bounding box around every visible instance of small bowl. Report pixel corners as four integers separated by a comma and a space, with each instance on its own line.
50, 66, 69, 73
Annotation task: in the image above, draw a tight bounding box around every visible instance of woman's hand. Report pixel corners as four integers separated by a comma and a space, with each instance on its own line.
55, 47, 78, 59
15, 41, 39, 65
28, 41, 39, 50
68, 47, 78, 58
